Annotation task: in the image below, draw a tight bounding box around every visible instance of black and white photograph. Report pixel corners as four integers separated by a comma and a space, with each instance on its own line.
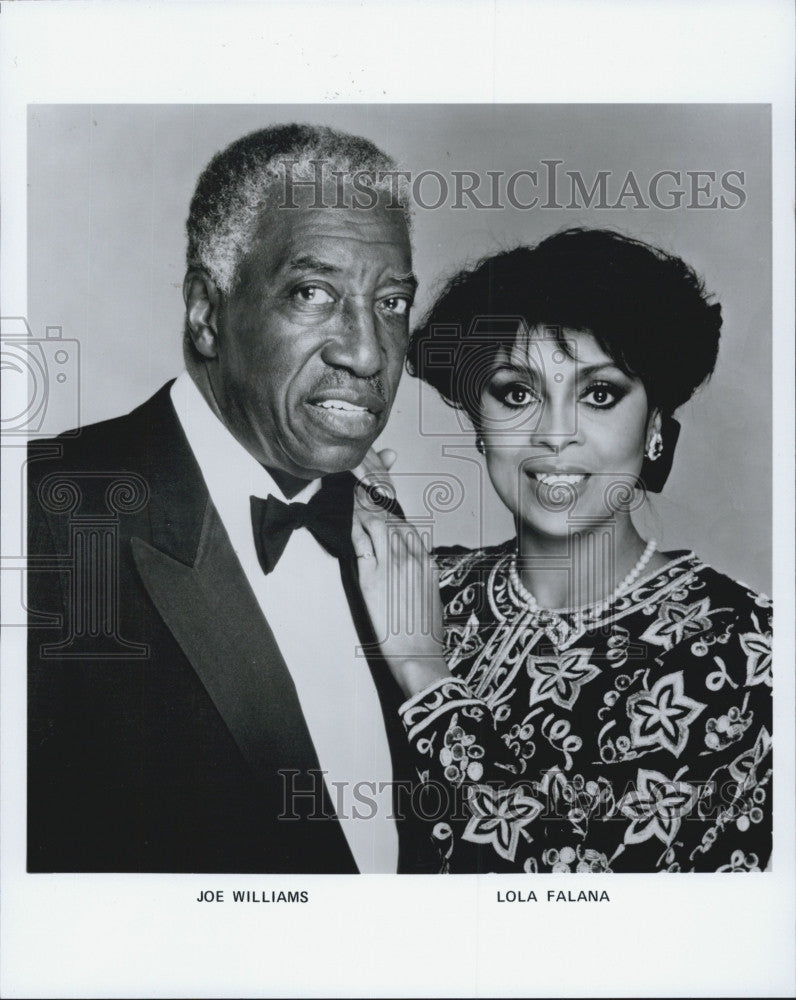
1, 2, 793, 998
22, 103, 775, 877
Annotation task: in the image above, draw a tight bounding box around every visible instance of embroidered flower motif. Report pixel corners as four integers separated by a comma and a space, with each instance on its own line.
639, 597, 713, 650
606, 627, 630, 667
618, 768, 699, 846
744, 588, 772, 610
438, 716, 484, 785
504, 718, 537, 765
542, 845, 612, 873
717, 849, 761, 873
446, 611, 483, 670
462, 784, 543, 861
704, 703, 752, 751
728, 726, 772, 789
739, 617, 772, 687
536, 767, 613, 834
526, 648, 601, 710
626, 670, 706, 758
735, 795, 766, 833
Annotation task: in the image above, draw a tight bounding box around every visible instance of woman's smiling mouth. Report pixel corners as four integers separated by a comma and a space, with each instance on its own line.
530, 472, 587, 486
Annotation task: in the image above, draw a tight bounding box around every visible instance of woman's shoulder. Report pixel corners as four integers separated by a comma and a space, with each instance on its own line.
684, 552, 772, 620
642, 551, 773, 699
432, 538, 515, 585
641, 551, 773, 675
432, 537, 514, 564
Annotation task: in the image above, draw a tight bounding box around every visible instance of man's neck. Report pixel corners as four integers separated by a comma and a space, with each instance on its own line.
266, 467, 314, 500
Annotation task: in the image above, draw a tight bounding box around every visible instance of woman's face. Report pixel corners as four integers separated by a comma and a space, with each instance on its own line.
479, 326, 654, 539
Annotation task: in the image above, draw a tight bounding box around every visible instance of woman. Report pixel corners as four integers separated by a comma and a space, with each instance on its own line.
353, 228, 773, 873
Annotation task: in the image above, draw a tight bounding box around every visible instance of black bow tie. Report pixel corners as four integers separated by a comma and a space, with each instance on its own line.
250, 472, 356, 575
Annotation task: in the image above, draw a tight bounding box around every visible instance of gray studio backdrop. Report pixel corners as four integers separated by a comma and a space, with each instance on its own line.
26, 104, 771, 593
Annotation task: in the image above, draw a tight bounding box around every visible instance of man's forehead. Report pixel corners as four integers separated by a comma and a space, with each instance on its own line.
256, 198, 411, 259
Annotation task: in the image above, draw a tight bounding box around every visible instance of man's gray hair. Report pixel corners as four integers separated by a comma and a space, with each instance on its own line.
186, 123, 411, 292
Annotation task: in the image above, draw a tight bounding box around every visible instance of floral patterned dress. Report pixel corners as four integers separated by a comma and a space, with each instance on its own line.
400, 542, 773, 873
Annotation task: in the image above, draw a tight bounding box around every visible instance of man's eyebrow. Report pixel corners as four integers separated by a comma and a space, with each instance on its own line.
285, 255, 418, 292
388, 271, 419, 291
286, 254, 339, 275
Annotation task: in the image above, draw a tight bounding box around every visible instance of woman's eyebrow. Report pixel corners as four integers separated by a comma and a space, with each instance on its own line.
493, 359, 627, 382
575, 361, 625, 379
490, 361, 541, 380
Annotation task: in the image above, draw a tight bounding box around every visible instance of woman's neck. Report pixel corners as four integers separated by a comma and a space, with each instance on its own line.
515, 518, 656, 611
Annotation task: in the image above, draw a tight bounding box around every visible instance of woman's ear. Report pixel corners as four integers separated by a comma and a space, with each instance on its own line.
645, 407, 663, 450
183, 269, 222, 359
640, 410, 680, 493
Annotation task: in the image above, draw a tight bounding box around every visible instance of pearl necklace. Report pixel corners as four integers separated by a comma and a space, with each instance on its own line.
509, 538, 658, 648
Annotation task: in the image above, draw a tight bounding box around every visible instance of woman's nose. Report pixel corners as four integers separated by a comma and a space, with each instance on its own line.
528, 395, 581, 450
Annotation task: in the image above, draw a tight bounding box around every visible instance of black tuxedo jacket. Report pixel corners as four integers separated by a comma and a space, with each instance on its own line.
27, 382, 439, 873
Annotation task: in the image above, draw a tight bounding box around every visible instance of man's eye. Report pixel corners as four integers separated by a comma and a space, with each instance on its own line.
580, 382, 623, 409
381, 296, 411, 316
292, 285, 335, 306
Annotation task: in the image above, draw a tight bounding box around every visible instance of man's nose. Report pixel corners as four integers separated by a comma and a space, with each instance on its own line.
322, 298, 382, 377
527, 395, 580, 450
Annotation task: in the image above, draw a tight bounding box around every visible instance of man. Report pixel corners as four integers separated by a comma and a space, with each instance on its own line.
27, 124, 438, 873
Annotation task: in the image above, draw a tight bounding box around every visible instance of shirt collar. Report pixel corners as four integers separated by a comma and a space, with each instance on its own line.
170, 370, 320, 506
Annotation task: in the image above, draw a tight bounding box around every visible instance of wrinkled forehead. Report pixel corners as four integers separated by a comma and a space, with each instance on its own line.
246, 195, 412, 276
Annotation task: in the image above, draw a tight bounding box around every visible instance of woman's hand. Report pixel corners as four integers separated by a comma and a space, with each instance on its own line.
352, 449, 451, 700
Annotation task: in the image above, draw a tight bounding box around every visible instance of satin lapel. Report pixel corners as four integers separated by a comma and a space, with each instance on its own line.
132, 490, 329, 783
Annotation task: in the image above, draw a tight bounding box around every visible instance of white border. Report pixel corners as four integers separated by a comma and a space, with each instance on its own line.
2, 2, 794, 998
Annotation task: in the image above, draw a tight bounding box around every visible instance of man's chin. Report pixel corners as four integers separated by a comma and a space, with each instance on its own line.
290, 440, 373, 480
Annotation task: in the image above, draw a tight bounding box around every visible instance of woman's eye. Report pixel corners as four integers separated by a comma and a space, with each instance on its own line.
499, 384, 537, 408
581, 382, 622, 408
292, 285, 335, 306
380, 296, 411, 316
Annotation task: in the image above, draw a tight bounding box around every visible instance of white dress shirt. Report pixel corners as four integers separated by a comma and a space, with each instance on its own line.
170, 372, 398, 873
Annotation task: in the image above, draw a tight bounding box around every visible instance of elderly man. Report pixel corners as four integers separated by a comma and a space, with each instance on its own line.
27, 124, 438, 874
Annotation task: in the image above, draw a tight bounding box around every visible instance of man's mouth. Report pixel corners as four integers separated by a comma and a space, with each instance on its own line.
308, 386, 385, 416
305, 388, 385, 439
313, 399, 371, 414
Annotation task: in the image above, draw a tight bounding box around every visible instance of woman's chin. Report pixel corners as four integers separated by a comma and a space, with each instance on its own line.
516, 505, 629, 543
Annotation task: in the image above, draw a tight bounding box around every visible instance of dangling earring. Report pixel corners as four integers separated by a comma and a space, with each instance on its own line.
646, 429, 663, 462
476, 435, 485, 454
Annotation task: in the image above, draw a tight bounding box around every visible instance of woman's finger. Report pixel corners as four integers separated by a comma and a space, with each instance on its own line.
376, 447, 397, 472
353, 447, 397, 504
353, 503, 390, 565
352, 446, 391, 481
351, 512, 376, 562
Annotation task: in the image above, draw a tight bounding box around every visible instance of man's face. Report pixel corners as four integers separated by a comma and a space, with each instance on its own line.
208, 197, 414, 479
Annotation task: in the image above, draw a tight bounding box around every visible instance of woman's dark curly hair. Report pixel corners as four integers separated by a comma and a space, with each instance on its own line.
406, 227, 722, 421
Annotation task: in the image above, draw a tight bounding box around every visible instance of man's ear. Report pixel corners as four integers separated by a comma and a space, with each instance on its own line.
183, 269, 222, 359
